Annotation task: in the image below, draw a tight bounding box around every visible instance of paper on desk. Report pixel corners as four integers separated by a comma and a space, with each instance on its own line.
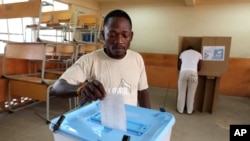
100, 88, 126, 131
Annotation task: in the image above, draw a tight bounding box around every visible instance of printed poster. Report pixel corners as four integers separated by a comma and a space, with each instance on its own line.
203, 46, 225, 61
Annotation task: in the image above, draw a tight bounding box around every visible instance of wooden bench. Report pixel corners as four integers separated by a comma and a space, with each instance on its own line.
44, 43, 76, 81
2, 42, 59, 122
75, 43, 97, 60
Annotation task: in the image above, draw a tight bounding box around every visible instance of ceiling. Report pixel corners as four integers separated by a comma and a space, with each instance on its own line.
94, 0, 250, 5
195, 0, 250, 5
61, 0, 250, 7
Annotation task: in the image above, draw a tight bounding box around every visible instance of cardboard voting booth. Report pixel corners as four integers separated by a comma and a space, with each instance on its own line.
179, 36, 231, 113
49, 101, 175, 141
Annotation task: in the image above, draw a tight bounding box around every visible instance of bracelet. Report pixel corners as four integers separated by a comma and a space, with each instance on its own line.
76, 82, 88, 97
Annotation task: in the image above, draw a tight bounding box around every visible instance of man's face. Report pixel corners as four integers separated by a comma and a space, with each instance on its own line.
103, 17, 133, 59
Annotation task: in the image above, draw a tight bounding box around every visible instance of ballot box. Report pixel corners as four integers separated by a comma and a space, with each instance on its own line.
49, 101, 175, 141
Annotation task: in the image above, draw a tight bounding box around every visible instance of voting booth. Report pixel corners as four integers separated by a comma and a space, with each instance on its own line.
179, 36, 231, 113
49, 101, 175, 141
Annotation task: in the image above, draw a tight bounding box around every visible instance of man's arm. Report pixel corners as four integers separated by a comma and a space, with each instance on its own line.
197, 60, 202, 71
178, 58, 182, 71
138, 89, 151, 109
52, 79, 79, 98
52, 79, 106, 101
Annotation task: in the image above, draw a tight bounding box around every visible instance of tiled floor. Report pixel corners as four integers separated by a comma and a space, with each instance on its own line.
0, 87, 249, 141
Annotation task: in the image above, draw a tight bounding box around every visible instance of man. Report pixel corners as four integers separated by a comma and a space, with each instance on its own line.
52, 9, 151, 108
177, 46, 202, 114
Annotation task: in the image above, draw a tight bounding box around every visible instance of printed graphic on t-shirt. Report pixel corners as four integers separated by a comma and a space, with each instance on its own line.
106, 79, 131, 95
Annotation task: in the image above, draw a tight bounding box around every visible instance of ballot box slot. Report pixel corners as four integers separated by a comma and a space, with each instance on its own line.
88, 112, 149, 136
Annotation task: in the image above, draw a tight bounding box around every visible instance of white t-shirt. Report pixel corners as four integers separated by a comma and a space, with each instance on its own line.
60, 48, 149, 106
179, 49, 202, 72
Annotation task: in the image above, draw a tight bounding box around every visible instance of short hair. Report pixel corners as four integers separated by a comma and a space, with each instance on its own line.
186, 46, 194, 50
103, 9, 132, 29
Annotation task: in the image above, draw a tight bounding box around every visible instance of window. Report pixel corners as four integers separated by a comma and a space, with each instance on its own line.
0, 0, 70, 54
0, 0, 32, 54
0, 41, 6, 54
0, 19, 8, 33
8, 18, 23, 34
42, 0, 69, 12
54, 1, 69, 11
37, 0, 70, 42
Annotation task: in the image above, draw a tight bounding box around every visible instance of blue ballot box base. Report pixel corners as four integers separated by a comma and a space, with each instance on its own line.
49, 101, 175, 141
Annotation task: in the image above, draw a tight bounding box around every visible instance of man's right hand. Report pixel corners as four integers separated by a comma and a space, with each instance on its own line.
78, 80, 106, 102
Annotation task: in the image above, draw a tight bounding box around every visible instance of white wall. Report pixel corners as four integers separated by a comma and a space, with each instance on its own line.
99, 1, 250, 57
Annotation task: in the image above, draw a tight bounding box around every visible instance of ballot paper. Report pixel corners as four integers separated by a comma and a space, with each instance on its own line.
100, 88, 126, 131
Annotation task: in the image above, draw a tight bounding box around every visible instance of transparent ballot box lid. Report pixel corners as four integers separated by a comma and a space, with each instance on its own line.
49, 101, 175, 141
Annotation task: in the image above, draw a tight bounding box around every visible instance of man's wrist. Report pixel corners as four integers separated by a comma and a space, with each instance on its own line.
76, 82, 88, 96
